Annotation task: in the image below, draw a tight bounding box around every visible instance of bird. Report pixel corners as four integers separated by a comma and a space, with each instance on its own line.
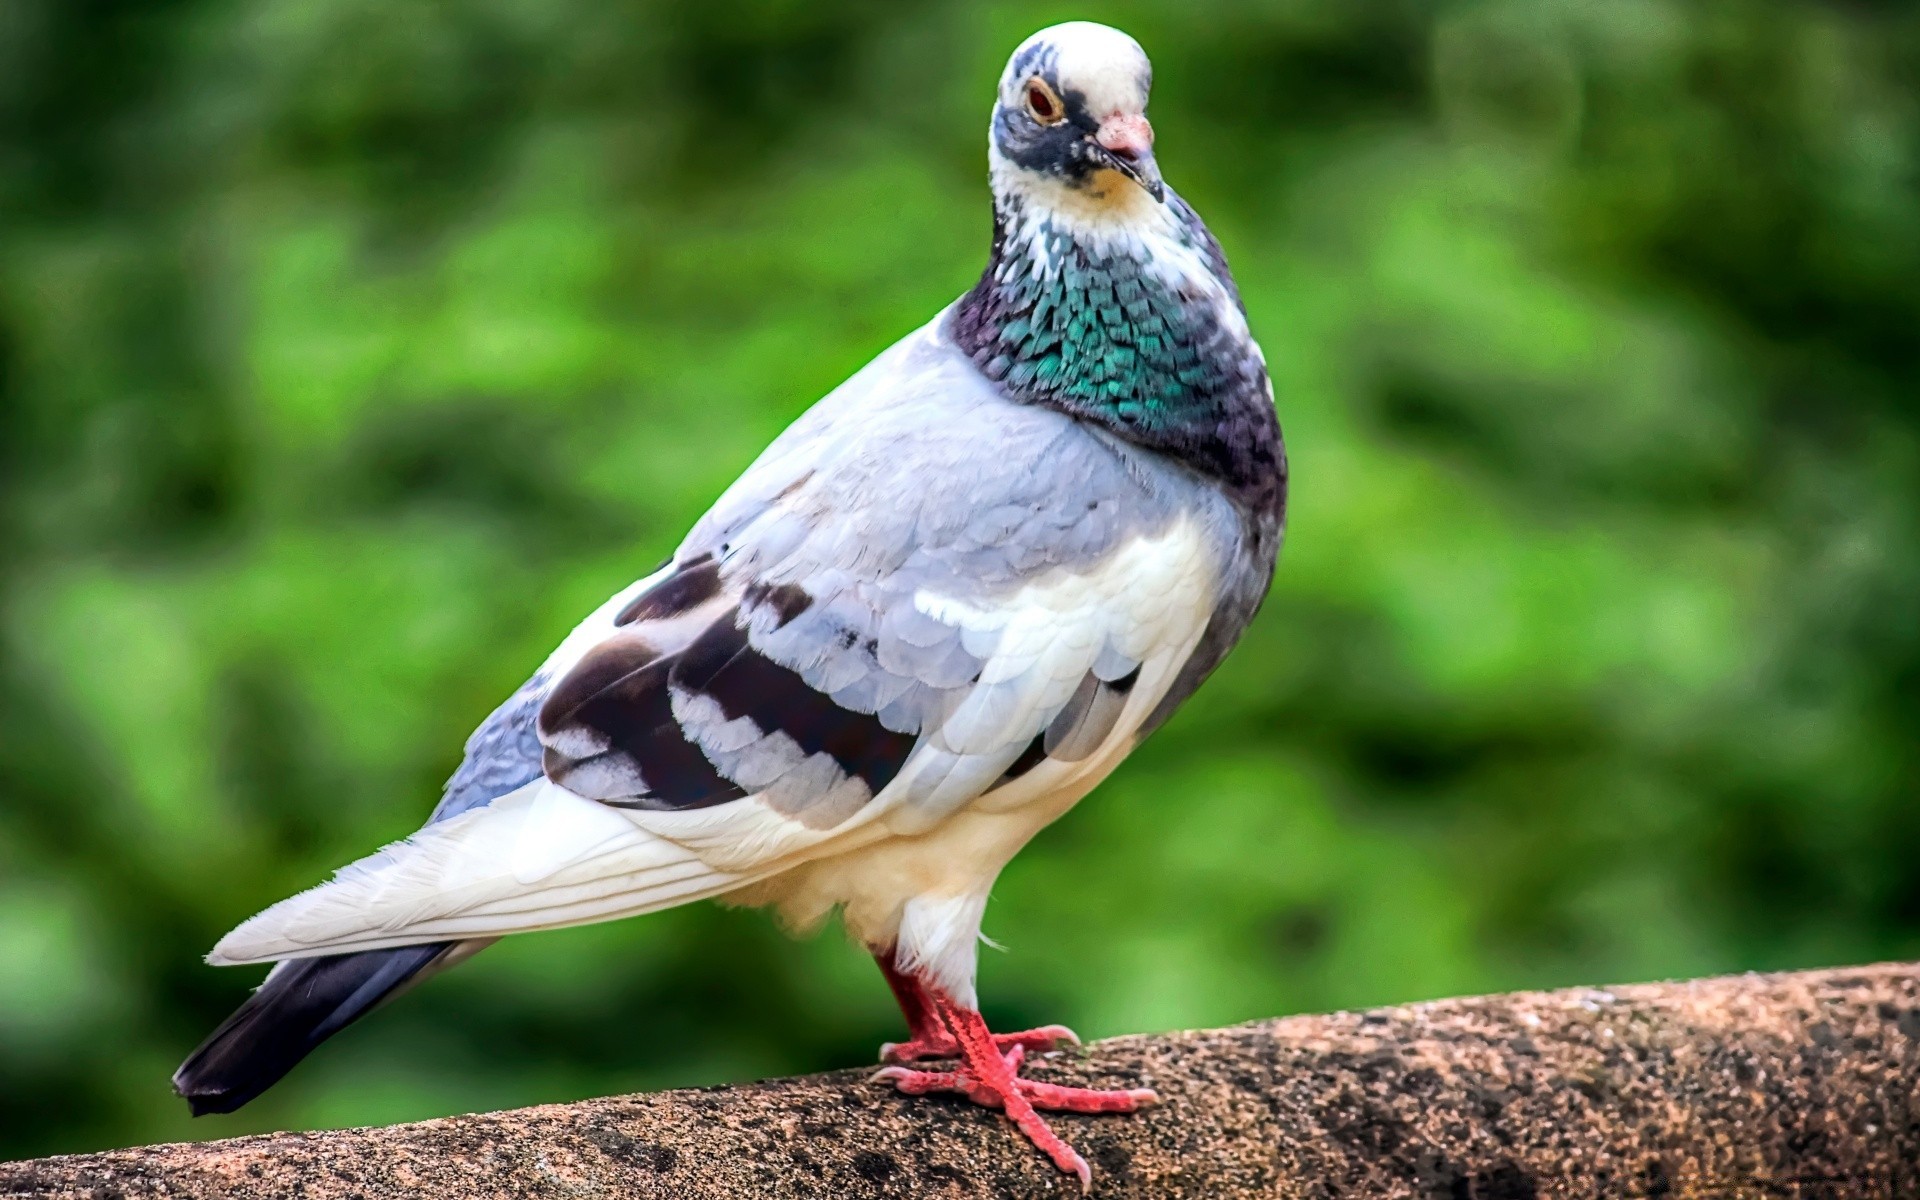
173, 20, 1285, 1189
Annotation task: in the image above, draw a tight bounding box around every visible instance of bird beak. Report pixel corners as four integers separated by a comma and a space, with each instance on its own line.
1094, 114, 1163, 202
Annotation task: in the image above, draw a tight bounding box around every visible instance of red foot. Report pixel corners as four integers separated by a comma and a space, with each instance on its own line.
879, 1023, 1080, 1064
876, 1030, 1158, 1191
876, 1044, 1158, 1114
871, 952, 1157, 1192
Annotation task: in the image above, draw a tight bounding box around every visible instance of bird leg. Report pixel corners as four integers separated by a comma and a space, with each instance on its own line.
870, 958, 1157, 1191
874, 952, 1078, 1063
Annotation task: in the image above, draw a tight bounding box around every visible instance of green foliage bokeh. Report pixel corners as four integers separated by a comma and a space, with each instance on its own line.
3, 0, 1918, 1160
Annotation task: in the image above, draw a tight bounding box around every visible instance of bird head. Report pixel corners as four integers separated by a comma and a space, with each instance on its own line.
990, 22, 1163, 217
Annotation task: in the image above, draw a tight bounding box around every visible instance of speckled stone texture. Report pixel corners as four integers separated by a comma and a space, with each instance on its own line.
6, 964, 1919, 1198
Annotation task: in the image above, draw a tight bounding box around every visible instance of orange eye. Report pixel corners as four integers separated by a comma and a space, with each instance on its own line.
1025, 80, 1063, 125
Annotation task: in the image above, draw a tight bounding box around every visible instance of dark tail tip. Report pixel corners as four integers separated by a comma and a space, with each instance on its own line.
174, 943, 450, 1115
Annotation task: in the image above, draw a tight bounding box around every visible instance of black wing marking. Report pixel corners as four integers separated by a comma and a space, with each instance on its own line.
539, 566, 919, 825
675, 615, 918, 797
538, 632, 749, 808
615, 555, 720, 626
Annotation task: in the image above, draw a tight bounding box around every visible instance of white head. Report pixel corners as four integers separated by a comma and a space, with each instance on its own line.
989, 22, 1163, 219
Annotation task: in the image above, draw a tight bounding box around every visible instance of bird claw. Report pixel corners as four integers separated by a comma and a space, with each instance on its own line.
878, 1022, 1081, 1064
871, 962, 1146, 1190
876, 1045, 1160, 1114
878, 1047, 1144, 1193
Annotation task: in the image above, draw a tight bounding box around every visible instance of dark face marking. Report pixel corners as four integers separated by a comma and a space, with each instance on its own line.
993, 74, 1109, 188
992, 40, 1154, 193
615, 556, 721, 627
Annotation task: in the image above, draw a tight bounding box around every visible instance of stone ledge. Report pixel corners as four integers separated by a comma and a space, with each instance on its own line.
5, 964, 1918, 1198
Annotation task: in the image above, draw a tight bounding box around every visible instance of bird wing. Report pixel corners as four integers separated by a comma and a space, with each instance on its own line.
209, 322, 1242, 964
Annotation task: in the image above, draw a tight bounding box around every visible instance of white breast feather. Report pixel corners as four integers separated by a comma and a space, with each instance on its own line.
917, 517, 1215, 756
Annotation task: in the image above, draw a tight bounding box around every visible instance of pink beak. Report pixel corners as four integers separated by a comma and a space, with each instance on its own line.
1093, 114, 1163, 200
1095, 114, 1154, 160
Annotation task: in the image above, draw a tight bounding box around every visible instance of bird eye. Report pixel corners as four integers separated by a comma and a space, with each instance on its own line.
1025, 80, 1063, 125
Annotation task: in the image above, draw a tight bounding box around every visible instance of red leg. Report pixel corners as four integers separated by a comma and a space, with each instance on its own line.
874, 951, 1079, 1063
871, 977, 1158, 1192
875, 951, 951, 1061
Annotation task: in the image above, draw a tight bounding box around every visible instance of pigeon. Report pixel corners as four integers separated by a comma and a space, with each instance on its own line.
174, 20, 1285, 1189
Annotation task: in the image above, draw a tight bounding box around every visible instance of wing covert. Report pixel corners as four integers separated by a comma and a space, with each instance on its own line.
532, 322, 1244, 856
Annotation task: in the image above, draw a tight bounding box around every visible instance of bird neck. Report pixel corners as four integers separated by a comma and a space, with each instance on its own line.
948, 184, 1280, 499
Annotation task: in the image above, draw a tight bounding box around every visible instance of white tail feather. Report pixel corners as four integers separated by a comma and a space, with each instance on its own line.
208, 781, 745, 964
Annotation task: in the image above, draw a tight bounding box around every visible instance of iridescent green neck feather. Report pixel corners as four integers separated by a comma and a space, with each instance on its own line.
948, 195, 1282, 505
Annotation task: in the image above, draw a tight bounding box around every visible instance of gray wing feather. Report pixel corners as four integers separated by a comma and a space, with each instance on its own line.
482, 317, 1261, 842
430, 673, 549, 824
650, 320, 1247, 826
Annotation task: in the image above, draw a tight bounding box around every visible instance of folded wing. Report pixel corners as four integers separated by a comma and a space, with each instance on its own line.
211, 333, 1236, 963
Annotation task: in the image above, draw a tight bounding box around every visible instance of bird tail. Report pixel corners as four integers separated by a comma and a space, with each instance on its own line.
172, 939, 489, 1115
206, 779, 748, 963
176, 779, 759, 1113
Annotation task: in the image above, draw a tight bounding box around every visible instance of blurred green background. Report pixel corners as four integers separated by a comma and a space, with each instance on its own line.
3, 0, 1918, 1163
